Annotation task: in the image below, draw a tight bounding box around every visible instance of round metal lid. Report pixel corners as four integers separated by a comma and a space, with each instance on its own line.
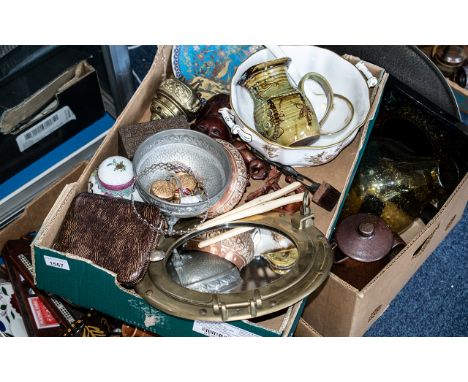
135, 212, 332, 322
434, 46, 466, 66
335, 213, 394, 262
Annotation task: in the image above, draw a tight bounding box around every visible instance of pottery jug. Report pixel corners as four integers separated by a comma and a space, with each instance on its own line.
237, 57, 333, 147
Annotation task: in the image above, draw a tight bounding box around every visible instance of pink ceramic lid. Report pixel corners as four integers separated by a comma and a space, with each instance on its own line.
97, 156, 134, 191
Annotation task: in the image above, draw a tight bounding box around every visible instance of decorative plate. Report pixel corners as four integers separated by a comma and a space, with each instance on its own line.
172, 45, 263, 101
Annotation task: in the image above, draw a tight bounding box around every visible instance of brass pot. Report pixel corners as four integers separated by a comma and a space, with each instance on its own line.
341, 138, 457, 233
150, 78, 202, 121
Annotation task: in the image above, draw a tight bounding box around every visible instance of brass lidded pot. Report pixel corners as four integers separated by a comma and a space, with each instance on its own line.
150, 78, 202, 121
432, 45, 467, 79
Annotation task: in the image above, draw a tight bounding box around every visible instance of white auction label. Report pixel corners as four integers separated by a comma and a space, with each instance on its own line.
16, 106, 76, 152
43, 255, 70, 271
192, 321, 259, 337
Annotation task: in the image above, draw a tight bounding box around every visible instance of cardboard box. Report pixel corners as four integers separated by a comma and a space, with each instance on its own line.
299, 77, 468, 337
294, 318, 321, 337
296, 174, 466, 337
31, 46, 387, 336
0, 113, 113, 227
0, 60, 104, 184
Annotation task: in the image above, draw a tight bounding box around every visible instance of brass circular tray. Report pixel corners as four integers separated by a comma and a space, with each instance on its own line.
135, 212, 333, 322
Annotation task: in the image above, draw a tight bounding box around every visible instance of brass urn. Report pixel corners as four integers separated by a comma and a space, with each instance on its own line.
342, 138, 458, 233
150, 78, 202, 121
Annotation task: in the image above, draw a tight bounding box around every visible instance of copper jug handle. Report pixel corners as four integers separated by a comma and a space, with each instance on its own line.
388, 232, 406, 260
298, 72, 334, 126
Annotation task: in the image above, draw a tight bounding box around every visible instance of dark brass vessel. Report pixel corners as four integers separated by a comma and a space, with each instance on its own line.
342, 138, 455, 233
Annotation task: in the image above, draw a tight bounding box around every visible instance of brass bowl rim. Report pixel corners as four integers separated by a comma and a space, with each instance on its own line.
135, 212, 333, 322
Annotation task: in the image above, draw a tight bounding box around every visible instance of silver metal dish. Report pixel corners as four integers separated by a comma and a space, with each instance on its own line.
168, 250, 242, 293
133, 129, 231, 231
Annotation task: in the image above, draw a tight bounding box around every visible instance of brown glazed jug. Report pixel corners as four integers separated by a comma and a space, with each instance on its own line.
237, 57, 333, 147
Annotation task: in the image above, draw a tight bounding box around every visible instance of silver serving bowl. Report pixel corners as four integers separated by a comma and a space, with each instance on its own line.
133, 129, 231, 228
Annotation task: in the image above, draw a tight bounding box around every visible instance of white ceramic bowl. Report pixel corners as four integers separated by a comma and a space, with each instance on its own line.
221, 45, 371, 166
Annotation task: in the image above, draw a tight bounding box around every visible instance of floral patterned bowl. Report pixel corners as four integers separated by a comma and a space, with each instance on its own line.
221, 45, 372, 166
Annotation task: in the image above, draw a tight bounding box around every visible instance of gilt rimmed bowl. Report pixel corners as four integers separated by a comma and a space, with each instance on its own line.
221, 45, 373, 166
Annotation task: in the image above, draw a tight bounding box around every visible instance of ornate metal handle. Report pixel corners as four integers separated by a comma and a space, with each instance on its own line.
355, 60, 378, 88
219, 107, 252, 142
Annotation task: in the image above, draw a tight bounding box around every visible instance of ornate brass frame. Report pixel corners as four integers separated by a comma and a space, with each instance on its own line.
135, 212, 332, 322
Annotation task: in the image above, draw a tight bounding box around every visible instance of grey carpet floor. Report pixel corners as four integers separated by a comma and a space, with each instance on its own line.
129, 46, 468, 337
364, 205, 468, 336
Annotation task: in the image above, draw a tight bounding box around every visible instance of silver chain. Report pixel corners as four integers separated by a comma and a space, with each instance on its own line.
131, 162, 209, 236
